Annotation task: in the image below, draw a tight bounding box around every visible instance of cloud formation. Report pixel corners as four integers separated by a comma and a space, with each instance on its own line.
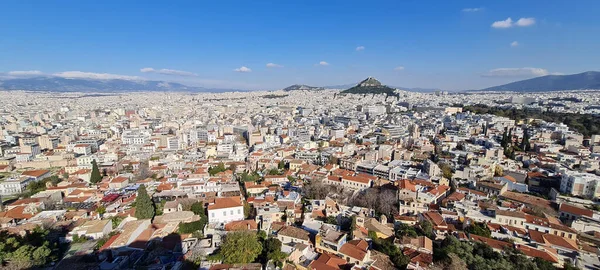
515, 17, 536, 27
492, 17, 536, 28
356, 46, 365, 51
53, 71, 143, 80
7, 70, 43, 76
482, 67, 549, 77
234, 66, 252, 73
394, 66, 405, 71
317, 61, 329, 66
462, 7, 483, 12
140, 67, 197, 77
266, 63, 283, 68
510, 41, 519, 47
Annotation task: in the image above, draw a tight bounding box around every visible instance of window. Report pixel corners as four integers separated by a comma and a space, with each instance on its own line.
211, 213, 215, 217
238, 209, 241, 214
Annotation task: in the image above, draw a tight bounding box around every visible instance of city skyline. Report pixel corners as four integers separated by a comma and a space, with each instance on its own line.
1, 0, 599, 90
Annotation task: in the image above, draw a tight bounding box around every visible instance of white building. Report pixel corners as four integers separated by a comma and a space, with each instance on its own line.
207, 196, 244, 224
560, 170, 600, 198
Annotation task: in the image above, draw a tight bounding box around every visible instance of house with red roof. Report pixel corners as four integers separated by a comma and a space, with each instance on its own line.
207, 196, 244, 224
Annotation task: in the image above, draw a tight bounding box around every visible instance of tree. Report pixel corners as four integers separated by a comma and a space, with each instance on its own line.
521, 128, 530, 152
179, 220, 205, 234
465, 222, 491, 238
278, 160, 286, 170
261, 237, 286, 264
208, 162, 227, 176
134, 184, 155, 219
220, 231, 263, 264
90, 160, 102, 184
96, 205, 106, 217
494, 165, 504, 177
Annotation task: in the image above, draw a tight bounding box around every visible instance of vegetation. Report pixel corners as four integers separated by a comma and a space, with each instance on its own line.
90, 160, 102, 184
434, 235, 558, 270
0, 227, 59, 269
19, 175, 61, 198
368, 231, 409, 268
341, 85, 399, 97
134, 184, 155, 219
179, 220, 206, 234
259, 237, 287, 265
395, 223, 418, 238
208, 162, 228, 176
464, 104, 600, 137
218, 231, 263, 264
239, 171, 261, 182
465, 222, 492, 238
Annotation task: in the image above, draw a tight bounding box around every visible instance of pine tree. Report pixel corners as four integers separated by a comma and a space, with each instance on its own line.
521, 128, 530, 152
501, 128, 508, 147
90, 160, 102, 184
134, 184, 155, 219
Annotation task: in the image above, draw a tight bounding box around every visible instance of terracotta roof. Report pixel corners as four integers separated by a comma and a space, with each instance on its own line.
309, 253, 346, 270
208, 196, 242, 210
516, 244, 559, 263
277, 226, 310, 241
339, 239, 369, 261
21, 169, 50, 178
470, 234, 512, 251
559, 203, 593, 218
224, 220, 258, 231
542, 234, 578, 251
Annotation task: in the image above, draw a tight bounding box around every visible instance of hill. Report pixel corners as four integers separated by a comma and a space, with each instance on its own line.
283, 84, 324, 91
0, 76, 241, 93
325, 82, 438, 93
481, 71, 600, 92
340, 77, 398, 96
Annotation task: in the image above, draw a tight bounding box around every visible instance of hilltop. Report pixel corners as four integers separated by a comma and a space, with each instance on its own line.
481, 71, 600, 92
340, 77, 398, 96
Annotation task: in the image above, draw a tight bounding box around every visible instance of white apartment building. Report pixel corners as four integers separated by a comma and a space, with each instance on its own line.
121, 129, 151, 145
0, 176, 34, 195
560, 170, 600, 198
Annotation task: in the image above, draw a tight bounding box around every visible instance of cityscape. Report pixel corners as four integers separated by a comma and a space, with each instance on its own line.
2, 1, 600, 270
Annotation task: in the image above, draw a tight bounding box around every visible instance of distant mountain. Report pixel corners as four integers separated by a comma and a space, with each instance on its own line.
340, 77, 399, 96
283, 84, 324, 91
481, 71, 600, 92
0, 76, 243, 93
324, 82, 439, 93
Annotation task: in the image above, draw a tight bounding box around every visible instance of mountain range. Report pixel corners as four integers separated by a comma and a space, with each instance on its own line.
480, 71, 600, 92
1, 71, 599, 93
0, 76, 243, 93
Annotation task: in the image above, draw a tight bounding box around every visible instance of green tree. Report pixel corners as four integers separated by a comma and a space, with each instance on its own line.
466, 222, 491, 238
96, 205, 106, 216
220, 231, 263, 264
208, 162, 227, 176
90, 160, 102, 184
134, 184, 155, 219
521, 128, 530, 152
278, 160, 286, 170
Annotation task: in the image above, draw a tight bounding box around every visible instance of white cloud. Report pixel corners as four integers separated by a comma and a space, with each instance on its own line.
462, 7, 483, 12
492, 18, 514, 28
510, 41, 519, 47
317, 61, 329, 66
492, 17, 536, 28
53, 71, 143, 80
266, 63, 283, 68
234, 66, 252, 73
140, 67, 197, 76
482, 67, 550, 77
516, 17, 536, 27
356, 46, 365, 51
394, 66, 405, 71
7, 70, 44, 76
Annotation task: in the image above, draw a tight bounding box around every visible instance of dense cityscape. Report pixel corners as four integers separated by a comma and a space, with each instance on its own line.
1, 79, 600, 270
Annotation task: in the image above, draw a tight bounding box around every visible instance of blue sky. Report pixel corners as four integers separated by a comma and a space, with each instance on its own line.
1, 0, 599, 90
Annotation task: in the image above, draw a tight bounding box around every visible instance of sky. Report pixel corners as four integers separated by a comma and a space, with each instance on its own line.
1, 0, 599, 91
